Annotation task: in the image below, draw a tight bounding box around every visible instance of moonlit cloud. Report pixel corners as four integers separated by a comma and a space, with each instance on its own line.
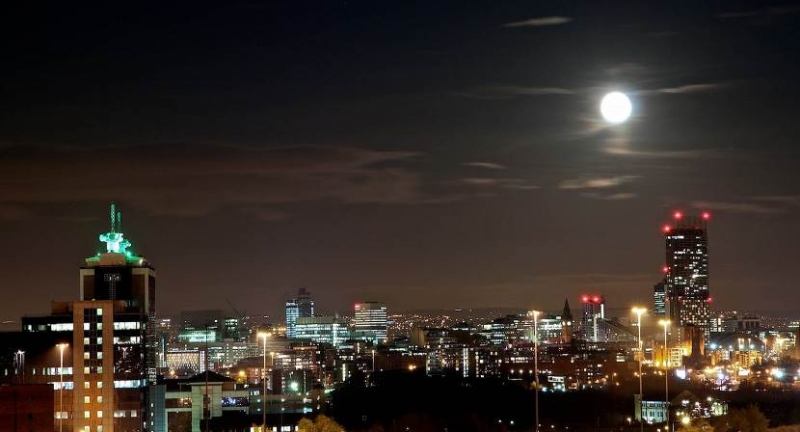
604, 146, 720, 159
559, 175, 638, 190
464, 162, 508, 170
583, 192, 637, 200
455, 85, 575, 100
0, 144, 429, 217
502, 16, 573, 28
691, 200, 783, 214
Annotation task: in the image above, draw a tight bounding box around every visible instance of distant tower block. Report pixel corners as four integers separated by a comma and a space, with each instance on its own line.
663, 211, 711, 334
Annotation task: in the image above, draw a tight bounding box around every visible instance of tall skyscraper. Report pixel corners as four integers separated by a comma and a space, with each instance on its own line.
353, 302, 388, 344
17, 203, 160, 431
663, 211, 711, 332
653, 279, 666, 316
580, 295, 604, 343
285, 288, 315, 338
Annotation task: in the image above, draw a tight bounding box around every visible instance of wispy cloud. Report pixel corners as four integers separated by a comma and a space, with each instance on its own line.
464, 162, 508, 170
604, 146, 720, 159
559, 175, 638, 190
717, 6, 800, 19
455, 85, 574, 100
748, 195, 800, 205
657, 83, 726, 94
459, 178, 540, 190
502, 16, 573, 28
691, 200, 783, 214
583, 192, 637, 200
0, 144, 433, 218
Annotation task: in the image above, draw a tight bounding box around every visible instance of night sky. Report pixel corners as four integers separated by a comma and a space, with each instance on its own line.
2, 1, 800, 321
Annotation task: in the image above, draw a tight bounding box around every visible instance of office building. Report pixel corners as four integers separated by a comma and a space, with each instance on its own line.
13, 203, 159, 431
663, 212, 711, 332
353, 302, 388, 344
580, 295, 605, 343
653, 280, 667, 316
294, 316, 350, 346
285, 288, 314, 339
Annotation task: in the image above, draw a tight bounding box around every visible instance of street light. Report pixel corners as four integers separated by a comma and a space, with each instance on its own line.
659, 320, 671, 431
258, 332, 270, 431
530, 310, 541, 432
632, 307, 646, 432
57, 343, 68, 432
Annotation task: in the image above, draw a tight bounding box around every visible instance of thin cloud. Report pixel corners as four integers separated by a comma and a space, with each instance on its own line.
691, 201, 783, 215
455, 85, 574, 100
464, 162, 508, 170
604, 146, 720, 159
583, 192, 637, 201
0, 144, 432, 218
459, 178, 540, 191
502, 16, 573, 28
636, 82, 727, 96
748, 195, 800, 205
658, 83, 725, 94
559, 175, 638, 190
717, 6, 800, 19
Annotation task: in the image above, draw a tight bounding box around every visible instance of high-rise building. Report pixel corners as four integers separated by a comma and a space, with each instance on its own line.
580, 295, 605, 343
653, 280, 667, 316
353, 302, 388, 344
14, 203, 160, 431
663, 211, 711, 332
285, 288, 315, 339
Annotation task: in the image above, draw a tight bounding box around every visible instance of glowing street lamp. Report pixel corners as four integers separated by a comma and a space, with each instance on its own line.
659, 320, 671, 430
632, 307, 646, 432
57, 343, 68, 432
258, 332, 270, 431
530, 310, 541, 432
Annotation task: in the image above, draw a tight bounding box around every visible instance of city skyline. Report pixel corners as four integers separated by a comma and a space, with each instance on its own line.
2, 2, 800, 321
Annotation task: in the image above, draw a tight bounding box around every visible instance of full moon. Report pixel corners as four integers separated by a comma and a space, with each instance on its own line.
600, 91, 632, 124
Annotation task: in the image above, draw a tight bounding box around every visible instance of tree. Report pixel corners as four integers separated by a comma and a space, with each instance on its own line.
712, 406, 769, 432
679, 418, 714, 432
298, 414, 346, 432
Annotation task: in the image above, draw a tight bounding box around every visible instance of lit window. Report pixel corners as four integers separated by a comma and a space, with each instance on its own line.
84, 396, 90, 404
97, 411, 103, 418
97, 309, 102, 316
97, 382, 103, 388
84, 367, 90, 374
84, 411, 91, 418
84, 382, 90, 389
130, 410, 137, 417
84, 353, 90, 360
97, 396, 103, 403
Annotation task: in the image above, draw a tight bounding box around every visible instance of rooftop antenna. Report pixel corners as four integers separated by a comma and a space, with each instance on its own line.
117, 211, 122, 233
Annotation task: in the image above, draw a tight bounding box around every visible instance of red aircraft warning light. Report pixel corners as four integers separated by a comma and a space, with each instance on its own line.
702, 211, 711, 220
662, 266, 669, 273
662, 224, 671, 233
673, 211, 683, 220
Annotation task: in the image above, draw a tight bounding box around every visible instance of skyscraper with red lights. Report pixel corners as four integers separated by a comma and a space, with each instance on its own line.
663, 212, 711, 332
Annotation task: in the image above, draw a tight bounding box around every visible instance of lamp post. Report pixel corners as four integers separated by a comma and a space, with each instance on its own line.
258, 332, 270, 431
57, 343, 68, 432
531, 310, 541, 432
632, 307, 646, 432
659, 320, 671, 430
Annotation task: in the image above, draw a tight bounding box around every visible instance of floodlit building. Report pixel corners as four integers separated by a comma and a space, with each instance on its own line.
353, 302, 388, 345
663, 212, 712, 333
294, 316, 350, 346
285, 288, 315, 339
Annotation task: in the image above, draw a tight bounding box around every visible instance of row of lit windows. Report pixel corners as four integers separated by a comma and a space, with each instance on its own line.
50, 380, 142, 389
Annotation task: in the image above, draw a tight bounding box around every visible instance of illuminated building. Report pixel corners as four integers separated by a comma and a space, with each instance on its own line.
561, 298, 574, 344
285, 288, 314, 339
663, 211, 711, 333
581, 295, 605, 342
353, 302, 388, 344
294, 316, 350, 346
12, 203, 161, 431
654, 280, 666, 316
